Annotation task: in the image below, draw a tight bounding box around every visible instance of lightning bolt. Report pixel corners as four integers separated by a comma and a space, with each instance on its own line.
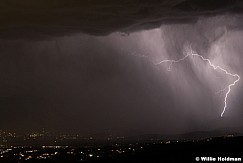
156, 48, 240, 117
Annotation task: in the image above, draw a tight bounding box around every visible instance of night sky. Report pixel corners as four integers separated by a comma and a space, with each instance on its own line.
0, 0, 243, 136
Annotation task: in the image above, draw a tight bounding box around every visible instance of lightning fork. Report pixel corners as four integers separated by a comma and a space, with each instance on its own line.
156, 48, 240, 117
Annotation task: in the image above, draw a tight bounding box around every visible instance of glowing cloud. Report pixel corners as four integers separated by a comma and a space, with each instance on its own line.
155, 47, 240, 117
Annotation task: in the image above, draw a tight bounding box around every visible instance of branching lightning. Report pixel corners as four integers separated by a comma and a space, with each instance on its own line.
156, 48, 240, 117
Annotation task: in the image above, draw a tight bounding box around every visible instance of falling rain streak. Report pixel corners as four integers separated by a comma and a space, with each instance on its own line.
155, 47, 240, 117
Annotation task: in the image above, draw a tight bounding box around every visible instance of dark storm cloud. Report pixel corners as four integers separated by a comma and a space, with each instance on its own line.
0, 0, 243, 39
1, 1, 243, 136
1, 16, 243, 136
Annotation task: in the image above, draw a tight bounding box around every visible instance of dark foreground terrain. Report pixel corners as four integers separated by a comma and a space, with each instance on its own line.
0, 136, 242, 162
